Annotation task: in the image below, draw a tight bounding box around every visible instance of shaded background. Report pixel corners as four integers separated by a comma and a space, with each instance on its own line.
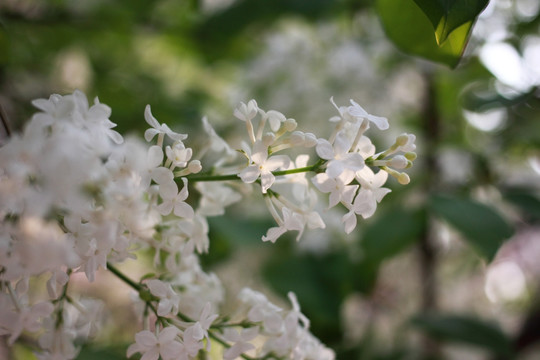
2, 0, 540, 359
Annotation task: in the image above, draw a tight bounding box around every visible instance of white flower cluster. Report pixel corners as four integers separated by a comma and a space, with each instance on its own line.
0, 90, 415, 359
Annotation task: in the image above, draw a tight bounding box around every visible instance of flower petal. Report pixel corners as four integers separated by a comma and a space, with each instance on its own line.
315, 139, 334, 160
239, 166, 260, 183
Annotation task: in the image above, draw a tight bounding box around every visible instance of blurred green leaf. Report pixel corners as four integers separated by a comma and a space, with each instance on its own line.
361, 207, 424, 265
0, 24, 9, 65
461, 83, 538, 112
411, 313, 513, 357
412, 0, 489, 45
263, 251, 352, 342
76, 345, 128, 360
194, 0, 337, 61
429, 194, 514, 261
202, 215, 274, 267
504, 189, 540, 222
376, 0, 477, 67
208, 215, 273, 247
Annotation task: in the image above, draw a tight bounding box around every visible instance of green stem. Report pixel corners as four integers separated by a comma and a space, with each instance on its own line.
106, 262, 141, 292
186, 160, 326, 183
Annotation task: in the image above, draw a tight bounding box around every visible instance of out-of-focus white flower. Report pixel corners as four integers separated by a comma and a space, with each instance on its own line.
238, 288, 284, 335
233, 100, 259, 122
183, 302, 218, 353
196, 182, 242, 217
223, 327, 259, 360
127, 326, 183, 360
146, 279, 180, 316
157, 178, 194, 219
144, 105, 187, 143
330, 97, 389, 130
262, 207, 305, 243
0, 299, 54, 345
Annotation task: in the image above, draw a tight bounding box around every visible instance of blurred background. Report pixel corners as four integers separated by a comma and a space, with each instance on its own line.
1, 0, 540, 359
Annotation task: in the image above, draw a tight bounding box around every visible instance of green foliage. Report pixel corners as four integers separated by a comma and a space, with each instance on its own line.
376, 0, 488, 67
361, 207, 425, 266
263, 251, 350, 343
412, 0, 489, 45
429, 194, 514, 261
504, 189, 540, 223
76, 345, 129, 360
411, 313, 514, 357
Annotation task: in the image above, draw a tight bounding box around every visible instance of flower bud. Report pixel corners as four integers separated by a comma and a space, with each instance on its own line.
304, 133, 317, 147
284, 118, 297, 132
188, 160, 202, 174
290, 131, 305, 146
262, 132, 276, 146
398, 173, 410, 185
388, 155, 408, 169
396, 133, 410, 146
405, 152, 417, 161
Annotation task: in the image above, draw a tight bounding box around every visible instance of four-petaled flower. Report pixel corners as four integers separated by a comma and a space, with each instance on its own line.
239, 140, 290, 193
316, 133, 364, 179
127, 326, 183, 360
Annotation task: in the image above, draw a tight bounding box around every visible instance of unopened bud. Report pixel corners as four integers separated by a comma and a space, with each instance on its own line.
290, 131, 305, 146
304, 133, 317, 147
398, 173, 410, 185
396, 133, 409, 146
405, 152, 417, 161
262, 132, 276, 146
388, 155, 408, 169
188, 160, 202, 174
284, 118, 297, 132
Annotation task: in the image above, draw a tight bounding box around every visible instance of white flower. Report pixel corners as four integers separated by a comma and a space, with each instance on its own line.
396, 133, 416, 152
223, 327, 259, 360
233, 100, 258, 122
261, 109, 286, 132
201, 116, 236, 161
184, 302, 218, 352
347, 99, 389, 130
239, 140, 290, 193
127, 326, 183, 360
355, 166, 391, 209
331, 97, 389, 130
144, 105, 187, 143
342, 167, 391, 233
239, 288, 283, 335
0, 299, 54, 345
312, 170, 358, 208
157, 178, 194, 219
165, 142, 192, 169
316, 133, 364, 178
196, 182, 242, 217
262, 207, 305, 243
146, 279, 180, 316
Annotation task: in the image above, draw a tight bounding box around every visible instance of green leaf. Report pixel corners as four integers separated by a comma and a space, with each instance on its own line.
429, 195, 514, 261
0, 23, 9, 65
263, 252, 353, 342
412, 0, 489, 45
504, 189, 540, 222
411, 313, 514, 356
361, 207, 424, 266
461, 83, 538, 112
76, 345, 128, 360
376, 0, 479, 67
